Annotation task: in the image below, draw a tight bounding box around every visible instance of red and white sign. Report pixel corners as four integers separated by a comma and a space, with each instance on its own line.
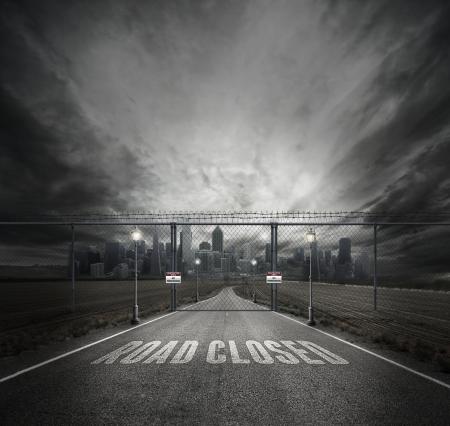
166, 272, 181, 284
266, 272, 282, 284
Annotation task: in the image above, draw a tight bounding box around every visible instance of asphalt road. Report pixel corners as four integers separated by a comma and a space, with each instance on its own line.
1, 289, 449, 425
181, 286, 267, 311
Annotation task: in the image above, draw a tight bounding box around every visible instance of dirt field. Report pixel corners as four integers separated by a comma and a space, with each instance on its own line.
1, 277, 449, 367
0, 278, 226, 356
234, 280, 450, 370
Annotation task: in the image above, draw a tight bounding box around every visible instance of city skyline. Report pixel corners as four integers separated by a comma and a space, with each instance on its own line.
61, 225, 371, 281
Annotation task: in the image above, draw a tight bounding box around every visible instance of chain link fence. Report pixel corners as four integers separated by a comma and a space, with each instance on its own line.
0, 218, 449, 359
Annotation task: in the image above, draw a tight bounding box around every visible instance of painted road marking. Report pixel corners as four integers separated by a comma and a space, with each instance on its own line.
274, 312, 450, 390
91, 340, 349, 365
0, 312, 177, 384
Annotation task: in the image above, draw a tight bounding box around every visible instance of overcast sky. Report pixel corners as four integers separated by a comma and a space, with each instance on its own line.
1, 0, 449, 217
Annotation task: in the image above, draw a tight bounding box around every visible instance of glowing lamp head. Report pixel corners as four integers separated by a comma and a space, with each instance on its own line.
195, 258, 201, 265
306, 228, 316, 244
251, 259, 257, 266
131, 229, 143, 241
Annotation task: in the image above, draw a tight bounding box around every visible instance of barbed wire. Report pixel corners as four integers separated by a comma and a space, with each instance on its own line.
5, 210, 450, 224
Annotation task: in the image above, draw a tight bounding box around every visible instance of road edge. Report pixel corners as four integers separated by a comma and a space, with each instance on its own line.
0, 311, 177, 384
273, 311, 450, 390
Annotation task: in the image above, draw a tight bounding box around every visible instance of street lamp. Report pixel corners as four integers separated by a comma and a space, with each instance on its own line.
251, 258, 257, 303
306, 228, 316, 326
131, 227, 143, 324
195, 257, 201, 302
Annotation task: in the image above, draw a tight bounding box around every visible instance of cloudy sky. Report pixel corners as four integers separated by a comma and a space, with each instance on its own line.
1, 0, 449, 217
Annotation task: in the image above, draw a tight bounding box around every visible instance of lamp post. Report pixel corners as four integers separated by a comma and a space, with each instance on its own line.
195, 257, 201, 302
251, 258, 257, 303
131, 227, 143, 324
306, 228, 316, 326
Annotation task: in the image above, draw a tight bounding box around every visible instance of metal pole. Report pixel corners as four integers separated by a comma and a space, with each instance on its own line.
307, 242, 315, 325
253, 264, 256, 303
374, 224, 378, 311
271, 223, 278, 311
131, 239, 139, 324
196, 264, 199, 302
71, 225, 75, 312
170, 223, 177, 311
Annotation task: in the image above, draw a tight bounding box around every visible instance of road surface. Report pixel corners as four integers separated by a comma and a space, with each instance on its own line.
1, 289, 449, 425
181, 286, 267, 311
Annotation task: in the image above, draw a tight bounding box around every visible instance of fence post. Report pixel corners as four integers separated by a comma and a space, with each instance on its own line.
71, 224, 75, 312
373, 223, 377, 311
270, 223, 278, 311
170, 223, 177, 311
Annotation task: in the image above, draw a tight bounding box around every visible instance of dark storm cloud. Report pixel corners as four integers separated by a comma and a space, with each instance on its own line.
0, 0, 449, 217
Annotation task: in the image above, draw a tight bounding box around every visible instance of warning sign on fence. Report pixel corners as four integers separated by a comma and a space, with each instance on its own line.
166, 272, 181, 284
266, 272, 282, 284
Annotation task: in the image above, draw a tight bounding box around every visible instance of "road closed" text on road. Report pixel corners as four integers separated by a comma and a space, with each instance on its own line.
92, 340, 349, 365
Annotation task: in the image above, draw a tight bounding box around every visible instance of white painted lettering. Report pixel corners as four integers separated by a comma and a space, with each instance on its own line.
264, 340, 299, 364
91, 341, 143, 364
207, 340, 226, 364
143, 341, 178, 364
120, 341, 161, 364
281, 340, 324, 364
298, 341, 349, 365
246, 340, 274, 364
170, 341, 198, 364
229, 340, 250, 364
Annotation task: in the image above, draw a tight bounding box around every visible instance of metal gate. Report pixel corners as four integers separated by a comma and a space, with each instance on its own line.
171, 223, 278, 311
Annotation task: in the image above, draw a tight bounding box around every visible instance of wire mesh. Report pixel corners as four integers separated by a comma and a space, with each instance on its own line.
0, 220, 449, 354
179, 224, 270, 311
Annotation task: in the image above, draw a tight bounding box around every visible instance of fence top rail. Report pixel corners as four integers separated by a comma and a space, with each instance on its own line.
0, 221, 449, 226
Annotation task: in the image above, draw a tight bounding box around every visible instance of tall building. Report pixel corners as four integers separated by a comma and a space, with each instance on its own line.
338, 238, 352, 264
199, 241, 211, 250
151, 227, 161, 276
181, 224, 193, 269
324, 250, 332, 266
195, 250, 212, 273
242, 242, 254, 260
165, 242, 173, 271
355, 252, 370, 280
311, 241, 320, 280
265, 243, 271, 263
212, 226, 224, 253
294, 247, 304, 263
336, 238, 353, 282
104, 242, 124, 273
177, 231, 184, 274
221, 257, 231, 274
212, 251, 222, 270
165, 242, 172, 255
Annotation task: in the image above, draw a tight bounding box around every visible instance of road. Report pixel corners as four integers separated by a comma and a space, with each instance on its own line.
1, 289, 449, 425
182, 286, 267, 311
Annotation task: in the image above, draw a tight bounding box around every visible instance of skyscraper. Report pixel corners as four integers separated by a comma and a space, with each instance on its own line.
104, 242, 124, 273
151, 227, 161, 276
338, 238, 352, 264
177, 232, 183, 273
212, 226, 223, 252
294, 247, 305, 263
242, 242, 253, 260
265, 243, 271, 263
336, 238, 353, 282
181, 224, 193, 268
